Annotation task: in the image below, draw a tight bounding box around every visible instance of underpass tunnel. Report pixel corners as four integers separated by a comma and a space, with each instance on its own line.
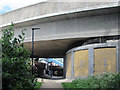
29, 57, 65, 80
24, 38, 88, 80
25, 35, 120, 80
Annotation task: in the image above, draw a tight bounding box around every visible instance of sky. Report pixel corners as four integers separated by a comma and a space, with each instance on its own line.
0, 0, 47, 15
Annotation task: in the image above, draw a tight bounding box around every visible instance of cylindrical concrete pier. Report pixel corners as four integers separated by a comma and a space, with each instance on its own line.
66, 40, 120, 79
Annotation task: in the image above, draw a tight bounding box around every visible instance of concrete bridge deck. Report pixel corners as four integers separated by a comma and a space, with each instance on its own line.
0, 0, 120, 57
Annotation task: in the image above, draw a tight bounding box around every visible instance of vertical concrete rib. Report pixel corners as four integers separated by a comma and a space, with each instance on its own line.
88, 47, 94, 76
117, 41, 120, 73
71, 51, 74, 78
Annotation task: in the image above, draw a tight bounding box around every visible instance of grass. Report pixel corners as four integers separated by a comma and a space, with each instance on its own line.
34, 82, 42, 90
62, 82, 75, 88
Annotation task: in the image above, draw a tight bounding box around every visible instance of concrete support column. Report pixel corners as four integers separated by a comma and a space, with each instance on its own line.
117, 41, 120, 72
71, 51, 74, 78
63, 56, 66, 79
88, 47, 94, 76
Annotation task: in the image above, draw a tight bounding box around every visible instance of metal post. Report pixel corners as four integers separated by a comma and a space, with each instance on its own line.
50, 61, 53, 78
31, 28, 40, 90
32, 29, 34, 90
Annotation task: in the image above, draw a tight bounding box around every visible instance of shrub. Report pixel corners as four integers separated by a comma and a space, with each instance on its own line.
2, 24, 34, 90
34, 82, 42, 90
73, 73, 120, 88
62, 73, 120, 88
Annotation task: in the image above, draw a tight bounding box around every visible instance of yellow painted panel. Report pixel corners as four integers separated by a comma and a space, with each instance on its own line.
94, 48, 116, 75
74, 50, 89, 77
66, 53, 71, 77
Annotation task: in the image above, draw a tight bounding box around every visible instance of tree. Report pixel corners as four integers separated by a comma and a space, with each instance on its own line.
2, 23, 33, 90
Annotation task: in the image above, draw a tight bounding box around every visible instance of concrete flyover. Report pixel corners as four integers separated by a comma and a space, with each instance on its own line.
0, 0, 120, 78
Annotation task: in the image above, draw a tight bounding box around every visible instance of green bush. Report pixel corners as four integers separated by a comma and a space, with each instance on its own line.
62, 73, 120, 88
2, 24, 34, 90
34, 82, 42, 90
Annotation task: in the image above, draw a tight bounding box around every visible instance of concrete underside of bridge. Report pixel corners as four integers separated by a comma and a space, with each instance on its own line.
24, 38, 86, 58
0, 0, 120, 79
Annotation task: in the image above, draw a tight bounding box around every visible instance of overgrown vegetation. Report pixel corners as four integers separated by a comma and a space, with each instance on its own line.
62, 82, 75, 88
34, 82, 42, 90
2, 23, 35, 90
62, 73, 120, 89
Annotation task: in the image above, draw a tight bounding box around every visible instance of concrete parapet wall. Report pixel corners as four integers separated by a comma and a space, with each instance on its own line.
0, 0, 119, 26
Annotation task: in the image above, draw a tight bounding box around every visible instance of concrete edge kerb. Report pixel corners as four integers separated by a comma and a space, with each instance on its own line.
66, 40, 119, 54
